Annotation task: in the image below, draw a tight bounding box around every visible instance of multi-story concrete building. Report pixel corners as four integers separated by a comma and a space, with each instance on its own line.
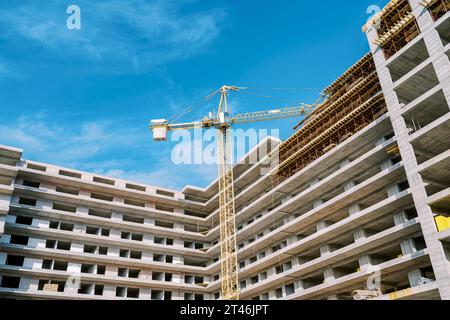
0, 0, 449, 300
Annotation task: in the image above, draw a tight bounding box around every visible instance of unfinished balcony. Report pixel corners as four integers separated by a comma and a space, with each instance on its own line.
394, 60, 440, 104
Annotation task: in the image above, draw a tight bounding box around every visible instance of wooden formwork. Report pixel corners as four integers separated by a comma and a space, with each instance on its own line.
422, 0, 450, 21
282, 73, 382, 163
272, 52, 388, 186
273, 95, 387, 184
374, 0, 421, 59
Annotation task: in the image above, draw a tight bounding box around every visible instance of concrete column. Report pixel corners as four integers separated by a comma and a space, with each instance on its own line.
140, 288, 152, 300
0, 253, 6, 265
173, 256, 183, 265
19, 277, 33, 291
24, 258, 42, 269
409, 0, 450, 107
313, 199, 324, 210
108, 247, 120, 257
76, 206, 89, 215
0, 216, 5, 235
73, 224, 84, 234
393, 211, 426, 288
323, 267, 336, 283
67, 262, 81, 273
103, 285, 116, 298
380, 158, 393, 171
31, 218, 49, 229
111, 212, 123, 221
387, 184, 401, 197
70, 243, 84, 253
110, 229, 121, 239
367, 10, 450, 298
282, 195, 293, 204
348, 203, 360, 216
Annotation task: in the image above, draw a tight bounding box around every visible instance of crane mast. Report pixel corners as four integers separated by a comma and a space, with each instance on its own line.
216, 87, 239, 300
149, 86, 322, 300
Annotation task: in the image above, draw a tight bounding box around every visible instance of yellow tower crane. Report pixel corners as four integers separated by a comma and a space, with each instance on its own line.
149, 85, 321, 300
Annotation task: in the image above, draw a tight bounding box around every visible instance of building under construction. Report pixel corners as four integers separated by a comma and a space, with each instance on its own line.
0, 0, 450, 300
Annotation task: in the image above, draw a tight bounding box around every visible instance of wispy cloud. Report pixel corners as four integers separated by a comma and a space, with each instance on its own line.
0, 114, 144, 163
0, 58, 12, 77
0, 0, 227, 73
0, 114, 217, 189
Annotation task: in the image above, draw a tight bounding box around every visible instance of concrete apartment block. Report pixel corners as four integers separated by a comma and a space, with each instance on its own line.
0, 0, 449, 300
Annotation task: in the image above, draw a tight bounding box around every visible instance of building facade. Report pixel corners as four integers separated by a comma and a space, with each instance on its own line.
0, 0, 449, 300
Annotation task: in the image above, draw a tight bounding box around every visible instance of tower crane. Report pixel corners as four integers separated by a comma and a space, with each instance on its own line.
149, 85, 321, 300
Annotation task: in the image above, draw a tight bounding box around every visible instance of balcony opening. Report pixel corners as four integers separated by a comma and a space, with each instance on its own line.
81, 264, 95, 274
126, 183, 146, 192
153, 254, 164, 262
155, 204, 174, 213
86, 226, 100, 235
88, 209, 112, 219
127, 288, 139, 299
1, 276, 20, 289
97, 266, 106, 275
53, 261, 68, 271
156, 189, 175, 197
59, 170, 81, 179
394, 63, 440, 105
78, 283, 93, 295
27, 163, 46, 172
55, 186, 79, 196
116, 287, 126, 297
93, 176, 115, 186
6, 254, 25, 266
155, 220, 174, 229
387, 39, 430, 82
285, 283, 295, 296
124, 199, 145, 207
91, 193, 113, 202
129, 269, 140, 279
94, 285, 104, 296
19, 197, 37, 206
131, 234, 143, 241
45, 240, 56, 249
56, 241, 71, 251
84, 245, 97, 254
52, 203, 77, 213
151, 290, 163, 300
10, 234, 29, 245
118, 268, 128, 277
15, 215, 33, 226
23, 180, 40, 188
60, 223, 74, 231
122, 215, 144, 224
130, 251, 142, 260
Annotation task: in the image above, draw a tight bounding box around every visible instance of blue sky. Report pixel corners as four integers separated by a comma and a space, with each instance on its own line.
0, 0, 386, 189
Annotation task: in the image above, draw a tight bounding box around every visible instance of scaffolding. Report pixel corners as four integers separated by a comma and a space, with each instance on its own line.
370, 0, 421, 59
421, 0, 450, 21
272, 54, 388, 185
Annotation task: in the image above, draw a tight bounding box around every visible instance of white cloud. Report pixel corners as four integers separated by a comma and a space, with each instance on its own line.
0, 0, 227, 73
0, 115, 144, 163
0, 114, 218, 189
